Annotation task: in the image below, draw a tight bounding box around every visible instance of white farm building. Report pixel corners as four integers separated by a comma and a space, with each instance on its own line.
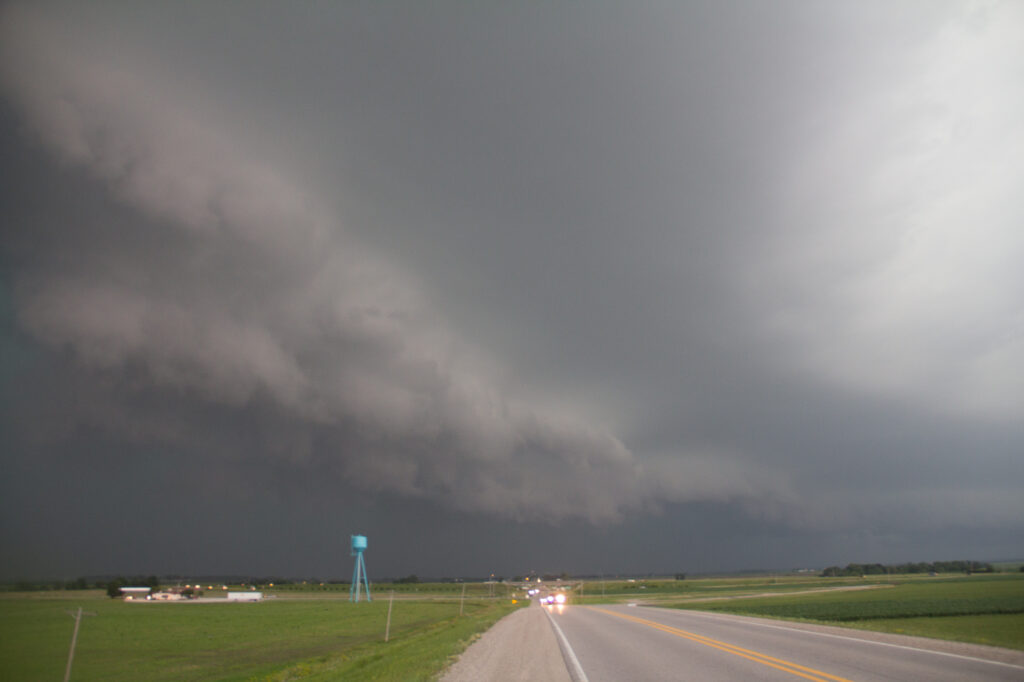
227, 592, 263, 601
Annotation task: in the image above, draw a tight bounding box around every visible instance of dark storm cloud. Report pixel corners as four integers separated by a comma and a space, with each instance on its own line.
1, 1, 1022, 577
1, 3, 710, 525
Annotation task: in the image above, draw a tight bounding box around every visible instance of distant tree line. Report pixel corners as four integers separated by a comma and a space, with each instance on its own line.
393, 574, 421, 584
1, 577, 100, 592
0, 575, 167, 594
105, 575, 161, 597
821, 560, 994, 577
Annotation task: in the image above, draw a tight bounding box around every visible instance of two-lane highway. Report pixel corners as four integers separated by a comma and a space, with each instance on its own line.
544, 603, 1024, 681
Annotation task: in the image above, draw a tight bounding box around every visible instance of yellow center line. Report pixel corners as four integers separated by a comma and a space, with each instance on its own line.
593, 608, 855, 682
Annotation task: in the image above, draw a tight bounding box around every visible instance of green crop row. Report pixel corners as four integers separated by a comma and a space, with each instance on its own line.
675, 574, 1024, 622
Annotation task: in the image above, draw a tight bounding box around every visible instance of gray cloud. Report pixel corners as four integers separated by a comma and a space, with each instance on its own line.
750, 1, 1024, 421
1, 1, 1022, 577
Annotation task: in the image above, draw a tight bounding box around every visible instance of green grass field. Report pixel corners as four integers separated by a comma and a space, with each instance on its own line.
665, 573, 1024, 650
0, 590, 521, 681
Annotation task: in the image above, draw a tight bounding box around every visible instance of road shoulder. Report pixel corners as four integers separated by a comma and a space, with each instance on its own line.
441, 604, 572, 682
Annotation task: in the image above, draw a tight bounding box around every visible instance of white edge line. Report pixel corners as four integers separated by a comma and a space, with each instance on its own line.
544, 606, 591, 682
659, 607, 1024, 671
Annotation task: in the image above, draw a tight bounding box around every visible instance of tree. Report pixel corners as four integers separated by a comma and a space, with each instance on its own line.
106, 577, 126, 598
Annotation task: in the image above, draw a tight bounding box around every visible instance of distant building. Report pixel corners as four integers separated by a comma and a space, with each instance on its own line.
119, 587, 152, 600
152, 591, 185, 601
227, 592, 262, 601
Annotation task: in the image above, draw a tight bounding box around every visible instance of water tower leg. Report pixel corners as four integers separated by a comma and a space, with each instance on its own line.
351, 553, 362, 602
361, 554, 372, 602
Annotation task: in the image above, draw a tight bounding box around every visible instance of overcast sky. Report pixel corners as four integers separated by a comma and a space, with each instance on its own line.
2, 1, 1022, 580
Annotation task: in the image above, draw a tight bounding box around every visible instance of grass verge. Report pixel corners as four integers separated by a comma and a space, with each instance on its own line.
840, 613, 1024, 650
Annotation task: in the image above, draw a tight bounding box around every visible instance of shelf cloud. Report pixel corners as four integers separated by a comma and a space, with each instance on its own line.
1, 3, 767, 526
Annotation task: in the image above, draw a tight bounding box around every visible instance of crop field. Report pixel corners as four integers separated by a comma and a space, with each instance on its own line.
0, 589, 521, 681
572, 573, 896, 603
667, 573, 1024, 650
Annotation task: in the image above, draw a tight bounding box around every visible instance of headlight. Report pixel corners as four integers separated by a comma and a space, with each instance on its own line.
554, 593, 566, 604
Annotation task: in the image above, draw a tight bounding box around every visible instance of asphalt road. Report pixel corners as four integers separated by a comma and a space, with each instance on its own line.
545, 604, 1024, 681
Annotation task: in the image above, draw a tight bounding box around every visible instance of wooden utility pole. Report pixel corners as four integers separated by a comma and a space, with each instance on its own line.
459, 582, 466, 616
384, 591, 395, 642
64, 607, 96, 682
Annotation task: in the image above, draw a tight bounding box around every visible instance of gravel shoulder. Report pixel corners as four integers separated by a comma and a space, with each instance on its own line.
441, 604, 571, 682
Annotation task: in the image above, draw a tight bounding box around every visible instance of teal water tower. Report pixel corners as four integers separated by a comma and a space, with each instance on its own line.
349, 535, 372, 602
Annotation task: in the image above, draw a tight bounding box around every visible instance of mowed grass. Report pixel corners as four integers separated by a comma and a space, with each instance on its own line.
669, 573, 1024, 650
0, 591, 520, 681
